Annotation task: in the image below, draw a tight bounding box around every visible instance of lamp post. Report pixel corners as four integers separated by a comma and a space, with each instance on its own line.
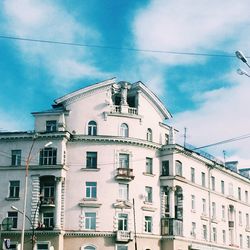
20, 136, 52, 250
235, 50, 250, 78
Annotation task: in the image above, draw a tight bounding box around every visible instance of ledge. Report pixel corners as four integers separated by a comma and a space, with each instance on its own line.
5, 197, 20, 201
81, 168, 100, 172
79, 201, 102, 208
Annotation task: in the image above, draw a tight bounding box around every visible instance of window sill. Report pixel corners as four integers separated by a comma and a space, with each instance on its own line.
5, 197, 20, 201
191, 209, 196, 213
83, 198, 97, 201
143, 172, 155, 177
81, 168, 100, 171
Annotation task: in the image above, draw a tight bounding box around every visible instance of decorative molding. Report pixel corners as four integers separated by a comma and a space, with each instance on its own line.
141, 205, 157, 212
113, 201, 132, 209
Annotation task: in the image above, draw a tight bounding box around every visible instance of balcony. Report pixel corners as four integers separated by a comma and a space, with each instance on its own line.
115, 168, 134, 181
161, 218, 183, 236
40, 197, 55, 208
116, 230, 133, 242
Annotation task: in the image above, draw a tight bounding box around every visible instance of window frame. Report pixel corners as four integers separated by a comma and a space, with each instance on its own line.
9, 180, 20, 198
39, 147, 57, 165
11, 150, 22, 166
119, 153, 129, 169
46, 120, 57, 132
8, 211, 18, 229
144, 216, 152, 233
85, 182, 97, 199
120, 123, 129, 137
85, 212, 96, 230
86, 152, 97, 169
117, 213, 128, 231
88, 121, 97, 136
145, 157, 153, 174
145, 186, 153, 203
146, 128, 152, 142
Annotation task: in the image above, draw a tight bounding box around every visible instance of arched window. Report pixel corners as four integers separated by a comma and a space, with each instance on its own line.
82, 246, 96, 250
88, 121, 97, 136
120, 123, 129, 137
147, 128, 152, 141
175, 160, 182, 176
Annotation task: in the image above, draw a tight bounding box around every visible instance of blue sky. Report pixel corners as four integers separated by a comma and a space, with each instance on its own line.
1, 0, 250, 167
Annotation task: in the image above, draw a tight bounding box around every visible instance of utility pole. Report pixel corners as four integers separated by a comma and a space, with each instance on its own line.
133, 199, 138, 250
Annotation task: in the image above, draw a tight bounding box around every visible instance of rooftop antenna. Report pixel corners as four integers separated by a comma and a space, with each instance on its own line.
223, 150, 226, 163
184, 127, 187, 148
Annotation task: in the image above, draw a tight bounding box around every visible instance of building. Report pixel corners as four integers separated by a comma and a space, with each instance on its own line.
0, 78, 250, 250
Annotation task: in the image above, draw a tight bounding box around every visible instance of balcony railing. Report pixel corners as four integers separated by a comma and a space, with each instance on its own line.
40, 197, 55, 207
115, 168, 134, 181
116, 230, 133, 242
109, 105, 138, 115
161, 218, 183, 236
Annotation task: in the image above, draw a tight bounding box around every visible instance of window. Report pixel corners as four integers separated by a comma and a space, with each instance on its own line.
120, 123, 129, 137
146, 128, 152, 142
202, 225, 207, 240
191, 222, 196, 237
238, 187, 241, 200
86, 152, 97, 169
37, 242, 49, 250
247, 236, 250, 248
46, 120, 57, 132
11, 150, 21, 166
86, 182, 97, 199
162, 161, 169, 176
8, 211, 18, 228
43, 183, 54, 200
221, 180, 225, 194
245, 190, 249, 203
165, 134, 169, 144
212, 202, 216, 219
202, 198, 206, 215
118, 213, 128, 231
145, 186, 152, 203
9, 181, 20, 198
191, 167, 195, 182
212, 227, 217, 242
239, 211, 242, 225
119, 154, 129, 169
144, 216, 152, 233
84, 246, 96, 250
201, 172, 206, 187
175, 160, 182, 176
119, 184, 128, 201
43, 212, 54, 228
191, 195, 195, 211
85, 212, 96, 230
240, 234, 243, 248
222, 230, 226, 243
211, 176, 215, 191
39, 148, 57, 165
246, 213, 249, 228
146, 158, 153, 174
229, 183, 234, 196
222, 205, 225, 220
116, 245, 128, 250
88, 121, 97, 136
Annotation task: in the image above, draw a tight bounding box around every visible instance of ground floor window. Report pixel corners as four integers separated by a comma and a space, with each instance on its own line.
36, 242, 50, 250
116, 245, 128, 250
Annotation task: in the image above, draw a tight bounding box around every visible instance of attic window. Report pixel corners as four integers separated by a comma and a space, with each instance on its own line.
46, 120, 57, 132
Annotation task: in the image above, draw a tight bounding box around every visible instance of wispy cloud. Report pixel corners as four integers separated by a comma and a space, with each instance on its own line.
1, 0, 108, 87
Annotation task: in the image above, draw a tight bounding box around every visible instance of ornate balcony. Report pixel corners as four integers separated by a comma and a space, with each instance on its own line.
40, 197, 55, 208
116, 230, 133, 242
115, 168, 134, 181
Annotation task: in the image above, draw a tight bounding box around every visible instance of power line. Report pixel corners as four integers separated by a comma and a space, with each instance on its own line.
1, 132, 250, 167
0, 34, 244, 58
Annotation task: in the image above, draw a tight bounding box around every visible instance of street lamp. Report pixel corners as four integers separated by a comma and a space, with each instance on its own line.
20, 136, 52, 250
12, 203, 40, 250
235, 50, 250, 78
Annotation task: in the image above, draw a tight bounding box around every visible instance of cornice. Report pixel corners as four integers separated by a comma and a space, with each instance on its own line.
70, 135, 161, 149
0, 131, 71, 141
64, 231, 115, 237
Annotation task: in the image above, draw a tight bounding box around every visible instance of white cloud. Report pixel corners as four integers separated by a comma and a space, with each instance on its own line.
2, 0, 107, 87
172, 73, 250, 167
133, 0, 250, 65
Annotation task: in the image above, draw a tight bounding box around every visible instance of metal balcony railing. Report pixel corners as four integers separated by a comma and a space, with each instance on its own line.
115, 168, 134, 181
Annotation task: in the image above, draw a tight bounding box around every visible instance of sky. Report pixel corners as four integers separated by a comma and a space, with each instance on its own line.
1, 0, 250, 168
